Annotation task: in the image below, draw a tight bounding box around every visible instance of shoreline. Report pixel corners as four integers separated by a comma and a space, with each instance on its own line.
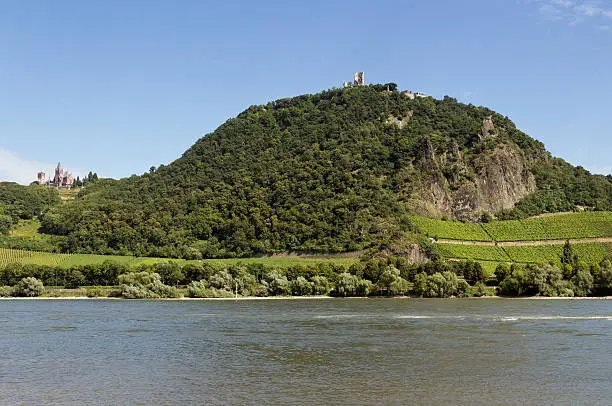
1, 295, 611, 300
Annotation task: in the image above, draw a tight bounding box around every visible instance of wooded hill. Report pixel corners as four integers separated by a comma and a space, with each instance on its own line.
13, 85, 611, 258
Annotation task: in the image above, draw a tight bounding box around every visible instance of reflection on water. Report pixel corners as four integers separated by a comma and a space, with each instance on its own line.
0, 298, 611, 405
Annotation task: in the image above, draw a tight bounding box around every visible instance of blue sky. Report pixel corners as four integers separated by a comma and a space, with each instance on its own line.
1, 0, 611, 184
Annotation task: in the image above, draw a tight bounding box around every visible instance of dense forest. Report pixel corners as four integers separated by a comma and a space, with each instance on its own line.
4, 85, 611, 258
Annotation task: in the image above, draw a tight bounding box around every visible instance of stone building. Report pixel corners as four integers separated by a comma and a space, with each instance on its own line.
344, 71, 365, 87
37, 172, 48, 186
37, 162, 73, 188
402, 90, 428, 100
353, 71, 365, 86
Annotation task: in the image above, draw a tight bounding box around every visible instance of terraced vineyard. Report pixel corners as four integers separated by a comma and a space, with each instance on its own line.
424, 212, 612, 270
503, 243, 612, 265
414, 211, 612, 242
483, 212, 612, 241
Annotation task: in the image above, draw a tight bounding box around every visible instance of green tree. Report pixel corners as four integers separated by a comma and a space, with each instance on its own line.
14, 277, 44, 297
571, 269, 594, 297
561, 240, 577, 267
311, 275, 331, 295
291, 276, 313, 296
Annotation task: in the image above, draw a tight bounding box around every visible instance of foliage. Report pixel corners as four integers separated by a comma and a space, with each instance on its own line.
501, 161, 612, 218
263, 270, 291, 296
37, 85, 605, 258
0, 285, 13, 297
118, 272, 180, 298
0, 182, 60, 228
290, 276, 313, 296
14, 277, 44, 297
412, 271, 468, 298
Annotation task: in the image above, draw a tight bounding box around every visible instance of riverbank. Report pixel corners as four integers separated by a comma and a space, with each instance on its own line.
2, 295, 611, 300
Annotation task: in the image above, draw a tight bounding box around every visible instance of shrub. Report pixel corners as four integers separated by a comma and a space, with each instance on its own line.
291, 276, 313, 296
14, 277, 44, 297
333, 272, 358, 297
186, 280, 209, 298
64, 269, 86, 289
264, 270, 291, 296
148, 279, 181, 298
209, 270, 234, 292
0, 285, 14, 297
471, 281, 494, 297
121, 284, 155, 299
119, 271, 181, 299
311, 275, 331, 295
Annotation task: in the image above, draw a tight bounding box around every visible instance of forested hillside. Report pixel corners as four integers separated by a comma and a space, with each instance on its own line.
34, 85, 612, 257
0, 183, 60, 235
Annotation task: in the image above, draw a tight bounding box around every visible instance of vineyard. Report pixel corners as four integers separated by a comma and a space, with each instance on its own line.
438, 242, 612, 266
437, 244, 510, 262
410, 217, 492, 241
413, 211, 612, 242
503, 243, 611, 265
0, 248, 358, 269
0, 248, 72, 267
483, 212, 612, 241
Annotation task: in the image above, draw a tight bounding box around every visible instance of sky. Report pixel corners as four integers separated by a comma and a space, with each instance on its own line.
1, 0, 611, 184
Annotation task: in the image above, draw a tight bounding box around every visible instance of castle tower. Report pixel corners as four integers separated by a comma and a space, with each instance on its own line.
37, 172, 47, 185
353, 71, 365, 86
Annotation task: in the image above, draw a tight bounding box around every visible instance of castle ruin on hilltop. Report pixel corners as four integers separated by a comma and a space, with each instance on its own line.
343, 71, 365, 88
37, 162, 73, 189
343, 71, 427, 98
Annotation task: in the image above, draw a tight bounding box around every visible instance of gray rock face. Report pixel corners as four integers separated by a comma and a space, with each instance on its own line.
411, 142, 536, 220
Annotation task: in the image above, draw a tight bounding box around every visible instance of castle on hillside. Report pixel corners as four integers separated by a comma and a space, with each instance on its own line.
342, 72, 428, 98
37, 163, 73, 189
343, 71, 365, 88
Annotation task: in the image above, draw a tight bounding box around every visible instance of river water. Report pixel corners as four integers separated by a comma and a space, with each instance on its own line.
0, 298, 610, 405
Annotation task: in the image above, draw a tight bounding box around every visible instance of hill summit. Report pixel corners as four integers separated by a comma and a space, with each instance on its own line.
39, 84, 612, 257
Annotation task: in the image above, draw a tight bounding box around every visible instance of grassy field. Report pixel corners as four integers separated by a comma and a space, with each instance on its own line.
413, 211, 612, 242
0, 247, 358, 269
9, 220, 42, 238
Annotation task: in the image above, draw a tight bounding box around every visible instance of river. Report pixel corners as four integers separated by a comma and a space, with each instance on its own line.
1, 298, 610, 405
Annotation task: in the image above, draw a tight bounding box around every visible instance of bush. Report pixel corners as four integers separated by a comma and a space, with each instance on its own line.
291, 276, 313, 296
14, 277, 44, 297
311, 275, 331, 295
0, 285, 14, 297
148, 279, 181, 298
264, 270, 291, 296
119, 271, 181, 299
471, 281, 494, 297
121, 284, 155, 299
64, 269, 86, 289
186, 280, 209, 298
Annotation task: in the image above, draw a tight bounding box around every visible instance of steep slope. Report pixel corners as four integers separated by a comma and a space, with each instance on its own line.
37, 85, 612, 257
